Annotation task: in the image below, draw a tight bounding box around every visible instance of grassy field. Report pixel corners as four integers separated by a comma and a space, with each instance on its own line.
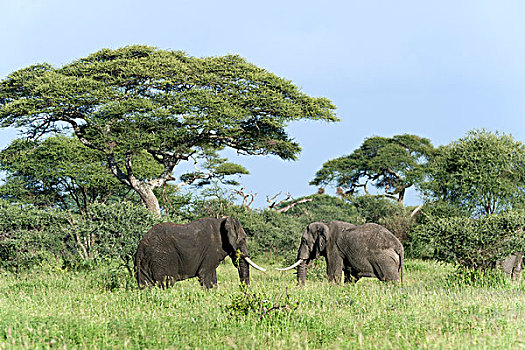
0, 259, 524, 349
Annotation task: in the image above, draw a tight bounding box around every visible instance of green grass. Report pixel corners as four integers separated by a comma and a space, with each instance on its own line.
0, 260, 524, 349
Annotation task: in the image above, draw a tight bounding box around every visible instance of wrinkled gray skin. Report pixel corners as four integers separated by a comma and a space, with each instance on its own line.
135, 217, 251, 289
501, 252, 523, 280
295, 221, 404, 285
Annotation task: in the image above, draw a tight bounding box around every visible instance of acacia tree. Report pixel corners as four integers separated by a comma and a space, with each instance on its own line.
0, 46, 337, 216
310, 134, 433, 206
422, 129, 525, 216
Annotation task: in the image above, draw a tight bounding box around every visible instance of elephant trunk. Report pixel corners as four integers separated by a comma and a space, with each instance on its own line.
297, 259, 307, 285
237, 258, 250, 286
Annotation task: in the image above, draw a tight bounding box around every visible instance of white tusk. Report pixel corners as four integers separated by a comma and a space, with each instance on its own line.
275, 260, 303, 271
244, 257, 266, 272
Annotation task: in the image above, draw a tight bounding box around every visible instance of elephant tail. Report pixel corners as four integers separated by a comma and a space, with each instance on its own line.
135, 249, 154, 289
136, 265, 153, 289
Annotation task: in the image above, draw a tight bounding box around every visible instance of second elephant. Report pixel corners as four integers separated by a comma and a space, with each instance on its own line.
278, 221, 404, 285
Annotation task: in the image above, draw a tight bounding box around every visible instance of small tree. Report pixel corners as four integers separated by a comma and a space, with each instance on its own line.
310, 134, 433, 206
0, 46, 337, 216
422, 129, 525, 216
411, 130, 525, 276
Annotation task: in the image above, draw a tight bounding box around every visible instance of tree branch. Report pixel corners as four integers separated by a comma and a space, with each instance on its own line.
411, 204, 423, 218
267, 192, 291, 209
232, 187, 257, 209
106, 153, 131, 187
276, 198, 313, 213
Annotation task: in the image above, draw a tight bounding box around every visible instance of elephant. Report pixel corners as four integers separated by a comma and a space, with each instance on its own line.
501, 252, 523, 280
134, 217, 266, 289
277, 221, 404, 285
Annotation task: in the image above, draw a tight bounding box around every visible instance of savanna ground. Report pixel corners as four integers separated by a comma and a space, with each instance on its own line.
0, 259, 524, 349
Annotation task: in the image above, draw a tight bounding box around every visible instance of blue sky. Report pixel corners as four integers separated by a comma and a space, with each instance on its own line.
2, 1, 525, 207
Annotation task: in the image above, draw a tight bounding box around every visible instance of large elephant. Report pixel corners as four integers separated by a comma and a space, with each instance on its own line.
277, 221, 404, 285
134, 217, 265, 289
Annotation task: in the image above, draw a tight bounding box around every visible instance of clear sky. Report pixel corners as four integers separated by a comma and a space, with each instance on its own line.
2, 1, 525, 207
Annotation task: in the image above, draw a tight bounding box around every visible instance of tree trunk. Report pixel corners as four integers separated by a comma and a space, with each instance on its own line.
132, 181, 162, 217
105, 151, 168, 218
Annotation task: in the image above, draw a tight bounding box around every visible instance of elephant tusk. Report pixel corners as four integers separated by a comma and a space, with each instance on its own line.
275, 259, 303, 271
244, 257, 267, 272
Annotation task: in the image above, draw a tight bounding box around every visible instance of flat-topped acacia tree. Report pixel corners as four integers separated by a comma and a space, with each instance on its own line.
0, 46, 337, 216
310, 134, 434, 206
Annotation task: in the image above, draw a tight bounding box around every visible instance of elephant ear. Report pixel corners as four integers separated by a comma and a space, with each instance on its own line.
221, 216, 238, 252
314, 223, 329, 256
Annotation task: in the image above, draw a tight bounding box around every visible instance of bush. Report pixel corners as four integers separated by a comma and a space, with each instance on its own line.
405, 201, 470, 259
0, 201, 161, 273
378, 212, 413, 242
179, 194, 359, 263
225, 284, 299, 319
412, 210, 525, 271
351, 196, 402, 222
234, 195, 360, 263
237, 209, 305, 263
280, 194, 359, 223
415, 201, 471, 225
66, 202, 160, 273
0, 202, 72, 271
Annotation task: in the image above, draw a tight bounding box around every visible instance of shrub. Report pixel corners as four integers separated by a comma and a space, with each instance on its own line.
0, 202, 72, 271
0, 201, 161, 273
412, 210, 525, 271
280, 194, 359, 223
225, 284, 299, 319
66, 202, 160, 273
351, 195, 403, 223
415, 201, 471, 225
378, 212, 413, 242
237, 209, 305, 263
405, 201, 470, 259
241, 194, 360, 263
196, 194, 362, 263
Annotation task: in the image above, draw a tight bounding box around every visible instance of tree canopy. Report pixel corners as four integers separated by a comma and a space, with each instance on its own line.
310, 134, 433, 205
0, 45, 337, 215
422, 129, 525, 216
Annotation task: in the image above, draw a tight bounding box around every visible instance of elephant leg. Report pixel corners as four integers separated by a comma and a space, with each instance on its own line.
344, 267, 358, 284
371, 256, 400, 282
326, 255, 343, 284
344, 268, 350, 283
163, 275, 176, 289
151, 269, 171, 289
328, 275, 341, 284
512, 253, 523, 281
502, 254, 518, 278
198, 269, 218, 289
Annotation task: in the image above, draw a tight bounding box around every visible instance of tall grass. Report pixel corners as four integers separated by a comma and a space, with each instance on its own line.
0, 260, 524, 349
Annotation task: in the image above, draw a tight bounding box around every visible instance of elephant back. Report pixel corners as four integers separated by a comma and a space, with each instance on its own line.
341, 223, 402, 251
